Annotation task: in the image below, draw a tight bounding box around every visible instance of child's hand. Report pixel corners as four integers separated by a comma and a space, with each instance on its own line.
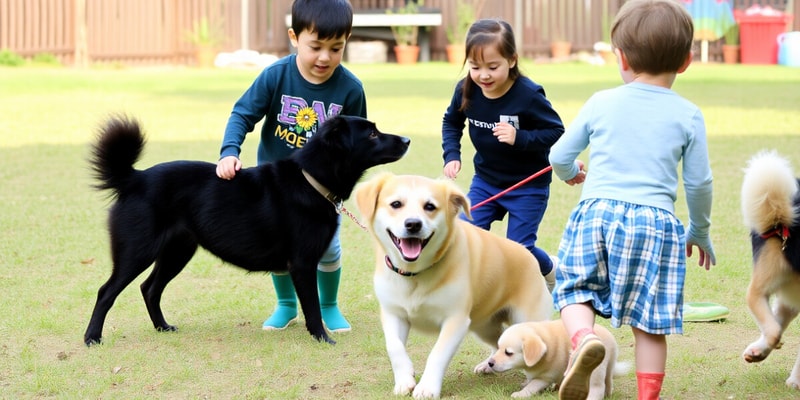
492, 122, 516, 145
443, 160, 461, 179
565, 160, 586, 186
216, 156, 242, 180
566, 171, 586, 186
685, 233, 716, 271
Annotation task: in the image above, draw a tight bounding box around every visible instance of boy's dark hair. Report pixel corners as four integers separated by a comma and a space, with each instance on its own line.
459, 19, 521, 112
291, 0, 353, 40
611, 0, 693, 74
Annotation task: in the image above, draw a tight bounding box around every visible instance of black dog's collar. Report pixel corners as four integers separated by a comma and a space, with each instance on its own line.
760, 224, 790, 251
385, 255, 419, 277
301, 169, 342, 207
301, 169, 368, 232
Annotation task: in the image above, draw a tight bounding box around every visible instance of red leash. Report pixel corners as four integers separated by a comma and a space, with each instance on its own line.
470, 165, 553, 211
469, 160, 584, 211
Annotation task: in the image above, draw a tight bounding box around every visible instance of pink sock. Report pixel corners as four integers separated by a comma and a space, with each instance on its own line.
570, 327, 594, 350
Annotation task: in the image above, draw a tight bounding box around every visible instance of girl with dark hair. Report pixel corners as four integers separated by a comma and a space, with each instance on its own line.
441, 18, 565, 291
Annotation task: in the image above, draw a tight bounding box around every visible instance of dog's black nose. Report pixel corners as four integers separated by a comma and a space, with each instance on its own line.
405, 218, 422, 233
488, 359, 495, 368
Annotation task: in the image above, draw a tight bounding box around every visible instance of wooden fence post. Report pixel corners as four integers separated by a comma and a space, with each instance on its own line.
73, 0, 88, 68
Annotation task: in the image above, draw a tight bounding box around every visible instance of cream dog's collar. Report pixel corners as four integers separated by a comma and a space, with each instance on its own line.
385, 255, 422, 277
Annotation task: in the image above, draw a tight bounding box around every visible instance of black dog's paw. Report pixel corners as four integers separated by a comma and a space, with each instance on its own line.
155, 325, 178, 333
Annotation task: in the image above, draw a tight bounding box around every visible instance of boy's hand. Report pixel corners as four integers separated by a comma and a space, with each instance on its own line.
216, 156, 242, 180
443, 160, 461, 179
492, 122, 516, 145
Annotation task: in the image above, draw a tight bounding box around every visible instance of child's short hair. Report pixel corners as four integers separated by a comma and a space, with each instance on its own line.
611, 0, 694, 74
291, 0, 353, 40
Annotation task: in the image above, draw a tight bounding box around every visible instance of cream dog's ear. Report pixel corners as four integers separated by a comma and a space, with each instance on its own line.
355, 172, 392, 225
444, 180, 471, 220
521, 334, 547, 367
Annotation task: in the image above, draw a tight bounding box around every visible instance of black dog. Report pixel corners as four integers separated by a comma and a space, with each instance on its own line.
741, 151, 800, 388
84, 115, 410, 346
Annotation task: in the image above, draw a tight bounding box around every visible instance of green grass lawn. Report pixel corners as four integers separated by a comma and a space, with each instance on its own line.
0, 61, 799, 399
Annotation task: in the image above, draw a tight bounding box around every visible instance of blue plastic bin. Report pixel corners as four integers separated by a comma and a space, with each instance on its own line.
778, 32, 800, 67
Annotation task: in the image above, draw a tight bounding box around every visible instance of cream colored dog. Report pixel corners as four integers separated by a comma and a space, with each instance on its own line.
355, 173, 553, 399
488, 320, 621, 399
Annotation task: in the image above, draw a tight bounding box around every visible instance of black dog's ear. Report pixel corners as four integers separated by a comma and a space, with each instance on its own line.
316, 115, 348, 148
317, 115, 347, 142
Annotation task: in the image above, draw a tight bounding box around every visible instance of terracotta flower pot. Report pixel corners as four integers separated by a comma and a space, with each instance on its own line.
722, 44, 739, 64
394, 45, 420, 65
445, 43, 465, 66
194, 46, 216, 68
550, 41, 571, 60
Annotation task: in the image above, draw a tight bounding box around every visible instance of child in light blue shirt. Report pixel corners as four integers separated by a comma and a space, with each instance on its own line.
548, 1, 716, 399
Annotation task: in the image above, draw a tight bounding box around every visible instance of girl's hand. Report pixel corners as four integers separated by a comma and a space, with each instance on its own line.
443, 160, 461, 179
493, 122, 516, 145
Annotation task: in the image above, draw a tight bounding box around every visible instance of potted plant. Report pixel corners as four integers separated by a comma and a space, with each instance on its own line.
550, 25, 571, 60
722, 24, 739, 64
444, 0, 477, 65
185, 17, 224, 68
387, 1, 422, 64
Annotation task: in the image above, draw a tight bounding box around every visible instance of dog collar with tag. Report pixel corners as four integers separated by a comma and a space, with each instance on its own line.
760, 224, 791, 251
385, 255, 419, 277
301, 169, 342, 206
301, 169, 367, 231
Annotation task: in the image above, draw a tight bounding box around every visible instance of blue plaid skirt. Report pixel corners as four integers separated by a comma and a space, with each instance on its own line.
552, 198, 686, 335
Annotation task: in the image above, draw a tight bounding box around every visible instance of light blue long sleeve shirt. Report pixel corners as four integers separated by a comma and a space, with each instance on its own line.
549, 82, 713, 238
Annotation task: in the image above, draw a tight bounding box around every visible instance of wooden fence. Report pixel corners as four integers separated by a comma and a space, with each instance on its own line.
0, 0, 797, 66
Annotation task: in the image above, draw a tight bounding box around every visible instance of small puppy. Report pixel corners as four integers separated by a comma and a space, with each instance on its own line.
488, 320, 620, 399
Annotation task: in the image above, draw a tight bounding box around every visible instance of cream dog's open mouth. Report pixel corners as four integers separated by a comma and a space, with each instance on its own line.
387, 229, 433, 262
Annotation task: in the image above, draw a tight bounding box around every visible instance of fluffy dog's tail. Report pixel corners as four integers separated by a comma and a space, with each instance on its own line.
613, 360, 632, 377
90, 115, 145, 197
741, 150, 798, 234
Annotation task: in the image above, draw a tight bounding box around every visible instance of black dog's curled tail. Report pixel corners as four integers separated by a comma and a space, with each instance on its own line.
90, 114, 145, 196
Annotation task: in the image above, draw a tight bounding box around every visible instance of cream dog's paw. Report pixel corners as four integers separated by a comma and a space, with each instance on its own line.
393, 374, 416, 396
412, 383, 440, 399
743, 338, 774, 363
786, 375, 800, 390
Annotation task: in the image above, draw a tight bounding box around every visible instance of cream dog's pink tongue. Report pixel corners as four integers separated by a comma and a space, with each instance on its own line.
399, 238, 422, 259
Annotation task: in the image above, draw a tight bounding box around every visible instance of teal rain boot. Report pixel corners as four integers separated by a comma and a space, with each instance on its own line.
318, 268, 351, 332
262, 273, 298, 330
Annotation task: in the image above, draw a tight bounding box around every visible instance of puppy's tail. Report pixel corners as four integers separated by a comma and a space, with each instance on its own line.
612, 360, 632, 377
90, 115, 145, 197
741, 150, 798, 234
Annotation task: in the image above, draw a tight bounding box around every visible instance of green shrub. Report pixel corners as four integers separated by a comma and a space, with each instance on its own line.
0, 49, 25, 66
32, 52, 61, 66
